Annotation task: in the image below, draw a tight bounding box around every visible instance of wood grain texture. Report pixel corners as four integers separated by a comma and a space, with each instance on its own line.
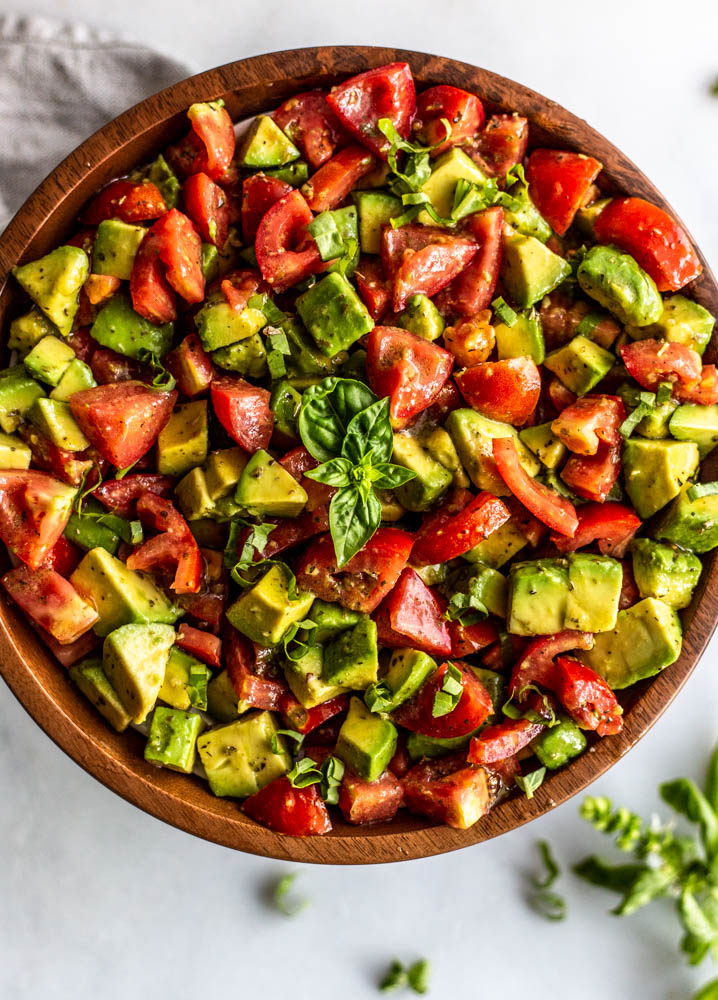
1, 46, 717, 865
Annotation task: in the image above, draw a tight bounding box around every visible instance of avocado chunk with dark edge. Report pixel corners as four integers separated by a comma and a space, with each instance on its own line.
296, 272, 374, 358
335, 696, 398, 782
322, 616, 379, 690
197, 710, 291, 798
102, 622, 176, 724
69, 658, 131, 732
630, 538, 702, 610
144, 707, 204, 773
655, 485, 718, 553
577, 244, 662, 327
533, 717, 587, 769
91, 292, 173, 358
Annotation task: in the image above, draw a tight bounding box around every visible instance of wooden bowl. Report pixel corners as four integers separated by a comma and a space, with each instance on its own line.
1, 46, 717, 865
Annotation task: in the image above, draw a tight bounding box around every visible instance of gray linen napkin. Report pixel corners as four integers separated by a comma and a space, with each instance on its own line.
0, 14, 193, 231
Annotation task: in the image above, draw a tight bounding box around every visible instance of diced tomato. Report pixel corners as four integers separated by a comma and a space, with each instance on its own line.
468, 718, 545, 765
449, 619, 500, 657
508, 630, 595, 697
393, 661, 493, 739
41, 628, 100, 668
381, 223, 447, 281
84, 274, 121, 307
492, 437, 578, 536
66, 228, 96, 254
89, 347, 147, 385
551, 502, 641, 558
92, 473, 174, 517
224, 628, 287, 710
505, 495, 548, 548
237, 503, 330, 563
278, 445, 317, 481
619, 559, 640, 609
240, 173, 294, 244
411, 490, 511, 565
273, 89, 347, 168
551, 394, 624, 455
677, 365, 718, 405
366, 326, 453, 427
374, 568, 452, 658
242, 775, 332, 836
302, 145, 376, 213
0, 471, 76, 570
165, 130, 208, 180
553, 656, 623, 736
17, 426, 93, 487
402, 756, 490, 829
254, 189, 323, 293
326, 62, 416, 159
388, 735, 412, 778
3, 565, 98, 644
68, 327, 95, 363
562, 440, 621, 503
620, 340, 717, 405
295, 527, 413, 613
338, 769, 404, 825
183, 172, 230, 248
415, 85, 484, 156
482, 634, 528, 671
280, 693, 349, 736
525, 150, 603, 236
486, 754, 522, 790
421, 379, 463, 424
129, 232, 176, 324
392, 236, 478, 312
70, 381, 176, 469
355, 258, 391, 321
174, 624, 221, 669
187, 101, 236, 181
127, 493, 202, 594
153, 208, 205, 302
177, 591, 225, 627
594, 196, 702, 292
165, 333, 214, 398
219, 268, 269, 313
211, 375, 272, 452
40, 535, 82, 577
548, 377, 577, 413
435, 206, 504, 318
471, 114, 529, 176
456, 357, 541, 426
81, 179, 166, 225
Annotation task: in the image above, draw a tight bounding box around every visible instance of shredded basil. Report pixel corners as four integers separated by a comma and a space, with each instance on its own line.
529, 840, 567, 921
515, 767, 547, 800
491, 296, 518, 327
431, 663, 463, 718
688, 482, 718, 501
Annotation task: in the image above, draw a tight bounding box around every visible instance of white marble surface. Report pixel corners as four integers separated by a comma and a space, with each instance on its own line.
3, 1, 718, 996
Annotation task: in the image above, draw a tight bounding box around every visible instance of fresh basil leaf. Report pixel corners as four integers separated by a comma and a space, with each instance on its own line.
305, 456, 353, 488
688, 482, 718, 501
248, 292, 288, 327
407, 959, 430, 995
298, 377, 378, 463
444, 576, 489, 626
307, 211, 346, 261
271, 728, 305, 755
619, 392, 656, 439
287, 756, 322, 788
575, 311, 603, 338
657, 380, 674, 405
266, 349, 286, 380
319, 755, 345, 805
342, 396, 394, 465
679, 890, 718, 951
370, 462, 417, 490
530, 889, 566, 922
660, 778, 718, 856
115, 461, 139, 480
451, 176, 499, 222
573, 857, 649, 893
398, 191, 454, 227
502, 684, 556, 726
267, 328, 291, 355
612, 866, 674, 917
329, 484, 382, 567
533, 839, 560, 890
515, 767, 546, 800
364, 681, 394, 714
273, 873, 309, 917
137, 349, 176, 391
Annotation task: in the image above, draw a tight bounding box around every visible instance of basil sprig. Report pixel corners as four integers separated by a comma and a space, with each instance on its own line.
298, 377, 415, 567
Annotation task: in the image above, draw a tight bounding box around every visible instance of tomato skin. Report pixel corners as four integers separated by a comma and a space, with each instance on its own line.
152, 208, 205, 304
553, 656, 623, 736
177, 591, 225, 628
594, 196, 701, 292
40, 535, 82, 577
182, 172, 230, 248
240, 173, 294, 244
70, 381, 176, 469
0, 471, 76, 570
508, 630, 595, 697
81, 179, 166, 225
224, 628, 287, 710
492, 436, 578, 536
41, 629, 100, 668
295, 528, 414, 613
3, 565, 98, 644
17, 426, 93, 487
435, 206, 504, 318
338, 768, 404, 825
620, 340, 717, 404
562, 440, 621, 503
176, 623, 222, 669
354, 258, 391, 322
254, 189, 323, 293
242, 775, 332, 836
411, 490, 511, 565
551, 502, 641, 558
525, 150, 603, 236
551, 394, 624, 455
468, 718, 545, 765
165, 333, 214, 398
366, 326, 453, 427
380, 223, 448, 281
280, 693, 349, 736
678, 364, 718, 405
92, 473, 174, 518
127, 493, 202, 594
393, 661, 493, 739
302, 145, 376, 213
392, 238, 478, 313
456, 357, 541, 426
326, 62, 416, 159
84, 274, 121, 307
187, 101, 236, 181
415, 85, 484, 156
130, 231, 176, 324
273, 89, 347, 168
471, 114, 529, 175
211, 375, 273, 452
449, 619, 500, 657
402, 756, 491, 829
374, 568, 452, 658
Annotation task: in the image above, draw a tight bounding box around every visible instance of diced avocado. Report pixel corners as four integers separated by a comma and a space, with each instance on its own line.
577, 244, 663, 327
462, 516, 529, 567
379, 491, 405, 521
270, 381, 302, 443
669, 404, 718, 458
424, 426, 469, 487
625, 294, 715, 356
564, 552, 622, 632
50, 358, 96, 402
520, 422, 567, 470
102, 622, 175, 724
501, 230, 571, 307
24, 335, 75, 386
655, 485, 718, 553
206, 670, 242, 723
70, 547, 182, 636
391, 433, 452, 511
469, 666, 506, 719
196, 296, 267, 351
283, 316, 348, 376
494, 310, 545, 364
502, 181, 552, 243
543, 334, 614, 396
412, 563, 447, 587
12, 245, 89, 336
226, 564, 314, 646
533, 717, 587, 770
352, 190, 402, 254
235, 448, 308, 517
307, 599, 364, 643
406, 726, 484, 761
453, 563, 508, 618
418, 147, 489, 222
446, 407, 540, 495
0, 366, 46, 433
159, 646, 211, 711
28, 397, 90, 451
296, 273, 374, 357
91, 292, 173, 359
617, 382, 678, 439
580, 597, 682, 689
264, 161, 310, 186
92, 220, 146, 280
336, 696, 398, 781
205, 447, 248, 501
64, 509, 120, 556
69, 658, 131, 732
201, 243, 220, 281
508, 558, 569, 636
238, 116, 300, 168
8, 308, 56, 356
212, 333, 268, 377
0, 432, 31, 469
283, 644, 348, 709
198, 711, 291, 798
623, 438, 699, 519
381, 648, 436, 711
396, 294, 445, 342
144, 707, 204, 773
144, 154, 180, 208
157, 400, 208, 478
631, 538, 702, 610
174, 468, 215, 521
574, 197, 611, 238
323, 617, 379, 690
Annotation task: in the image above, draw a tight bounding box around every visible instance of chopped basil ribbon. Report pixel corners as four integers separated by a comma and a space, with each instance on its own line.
502, 684, 557, 727
515, 767, 547, 800
657, 380, 674, 405
319, 755, 345, 805
575, 311, 603, 338
271, 728, 305, 755
115, 460, 139, 480
529, 840, 567, 922
377, 116, 453, 227
379, 959, 430, 995
407, 960, 430, 995
432, 663, 463, 718
491, 296, 518, 327
247, 292, 288, 327
273, 873, 309, 917
379, 961, 408, 993
137, 349, 176, 391
307, 211, 347, 261
364, 681, 393, 714
287, 756, 322, 788
619, 390, 658, 439
688, 482, 718, 501
444, 576, 489, 625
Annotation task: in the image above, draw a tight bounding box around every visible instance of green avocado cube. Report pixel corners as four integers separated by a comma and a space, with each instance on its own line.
204, 447, 248, 501
631, 538, 702, 609
543, 335, 614, 396
197, 710, 291, 798
495, 311, 546, 364
502, 181, 552, 243
574, 198, 611, 238
64, 509, 121, 556
238, 116, 300, 168
29, 397, 90, 452
144, 154, 180, 208
577, 244, 663, 327
8, 308, 57, 357
396, 293, 446, 342
455, 564, 508, 618
0, 432, 31, 469
92, 221, 147, 280
174, 468, 215, 521
533, 718, 587, 770
157, 400, 208, 477
206, 670, 242, 723
336, 696, 398, 782
322, 617, 379, 690
519, 422, 567, 470
12, 245, 89, 336
306, 599, 364, 643
226, 564, 314, 646
159, 646, 211, 711
235, 448, 308, 517
580, 598, 682, 689
424, 427, 469, 487
102, 622, 176, 724
669, 404, 718, 458
196, 296, 267, 351
500, 230, 571, 307
381, 648, 436, 711
282, 645, 348, 709
352, 189, 402, 254
508, 558, 569, 636
655, 485, 718, 553
24, 335, 75, 386
565, 553, 622, 632
50, 358, 96, 402
392, 433, 452, 512
212, 333, 268, 377
270, 381, 302, 443
145, 707, 204, 773
617, 382, 678, 440
282, 316, 348, 376
623, 438, 699, 519
0, 366, 46, 433
418, 147, 489, 222
625, 294, 714, 355
446, 408, 540, 495
69, 658, 131, 732
462, 516, 529, 568
91, 292, 173, 358
265, 161, 309, 186
296, 273, 374, 358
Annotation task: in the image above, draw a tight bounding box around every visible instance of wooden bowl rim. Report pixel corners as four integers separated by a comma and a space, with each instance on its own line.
1, 45, 717, 865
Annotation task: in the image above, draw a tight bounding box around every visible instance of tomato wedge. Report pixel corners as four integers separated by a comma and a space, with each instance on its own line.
211, 375, 273, 452
415, 85, 484, 156
402, 755, 491, 829
411, 490, 511, 566
392, 237, 478, 312
302, 145, 376, 213
240, 173, 294, 244
150, 208, 205, 303
176, 623, 222, 669
224, 628, 287, 710
435, 206, 504, 318
525, 149, 603, 236
561, 440, 621, 504
449, 619, 500, 658
620, 340, 717, 404
551, 502, 641, 557
92, 473, 174, 517
326, 62, 416, 159
492, 436, 578, 536
40, 535, 82, 577
183, 172, 230, 248
280, 693, 350, 737
393, 661, 493, 739
366, 326, 453, 427
374, 568, 452, 658
354, 258, 391, 322
242, 775, 332, 835
468, 718, 545, 765
471, 114, 529, 176
0, 471, 76, 570
338, 769, 404, 825
130, 230, 176, 324
273, 89, 347, 168
553, 656, 623, 736
456, 357, 541, 426
127, 493, 202, 594
551, 394, 624, 455
508, 631, 594, 697
187, 101, 236, 181
255, 189, 323, 292
81, 179, 166, 225
2, 565, 98, 645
